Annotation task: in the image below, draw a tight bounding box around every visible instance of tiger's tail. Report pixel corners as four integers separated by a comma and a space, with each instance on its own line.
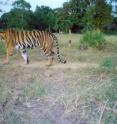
51, 33, 66, 64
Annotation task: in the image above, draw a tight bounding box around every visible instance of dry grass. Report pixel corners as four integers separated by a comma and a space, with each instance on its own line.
0, 33, 117, 124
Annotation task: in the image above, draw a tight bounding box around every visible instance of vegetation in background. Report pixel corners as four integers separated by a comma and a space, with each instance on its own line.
0, 0, 117, 33
80, 30, 105, 49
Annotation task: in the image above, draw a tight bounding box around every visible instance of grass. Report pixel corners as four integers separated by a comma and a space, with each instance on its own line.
22, 80, 46, 99
0, 80, 9, 103
56, 33, 117, 123
59, 70, 117, 124
0, 33, 117, 124
0, 111, 22, 124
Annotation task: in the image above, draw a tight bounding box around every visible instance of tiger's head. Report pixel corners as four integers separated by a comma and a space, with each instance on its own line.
0, 29, 14, 56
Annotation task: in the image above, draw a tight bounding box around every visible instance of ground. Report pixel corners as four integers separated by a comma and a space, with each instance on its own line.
0, 34, 117, 124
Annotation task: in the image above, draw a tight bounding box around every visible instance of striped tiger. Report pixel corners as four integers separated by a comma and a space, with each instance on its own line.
0, 29, 66, 65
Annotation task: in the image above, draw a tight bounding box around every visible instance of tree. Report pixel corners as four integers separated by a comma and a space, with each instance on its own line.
94, 0, 112, 30
1, 9, 32, 29
55, 2, 74, 32
12, 0, 31, 10
1, 0, 32, 29
34, 6, 56, 31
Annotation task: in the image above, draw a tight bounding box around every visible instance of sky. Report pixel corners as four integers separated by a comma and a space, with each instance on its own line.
0, 0, 67, 14
26, 0, 67, 10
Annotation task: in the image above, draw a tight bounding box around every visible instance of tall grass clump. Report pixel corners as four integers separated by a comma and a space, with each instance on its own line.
80, 30, 105, 49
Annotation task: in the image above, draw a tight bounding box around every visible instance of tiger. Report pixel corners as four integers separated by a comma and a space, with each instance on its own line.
0, 29, 66, 65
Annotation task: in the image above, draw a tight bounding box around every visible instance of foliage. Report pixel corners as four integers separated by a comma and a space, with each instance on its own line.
1, 0, 32, 29
1, 9, 32, 29
34, 6, 56, 31
55, 2, 74, 32
80, 30, 106, 49
82, 0, 112, 30
12, 0, 31, 10
0, 0, 116, 32
94, 0, 112, 30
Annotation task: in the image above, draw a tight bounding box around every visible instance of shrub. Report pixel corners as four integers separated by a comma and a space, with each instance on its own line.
80, 30, 106, 49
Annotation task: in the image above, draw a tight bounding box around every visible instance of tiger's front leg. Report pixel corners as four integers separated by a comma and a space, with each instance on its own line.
3, 48, 11, 64
20, 49, 29, 64
3, 51, 9, 64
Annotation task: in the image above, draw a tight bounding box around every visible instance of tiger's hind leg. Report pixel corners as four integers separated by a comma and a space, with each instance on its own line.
46, 51, 54, 66
20, 49, 29, 64
47, 56, 53, 66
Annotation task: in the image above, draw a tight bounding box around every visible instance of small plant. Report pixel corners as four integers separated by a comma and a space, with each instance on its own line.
100, 57, 116, 70
80, 30, 105, 49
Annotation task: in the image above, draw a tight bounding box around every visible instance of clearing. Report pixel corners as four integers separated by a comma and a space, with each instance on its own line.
0, 34, 117, 124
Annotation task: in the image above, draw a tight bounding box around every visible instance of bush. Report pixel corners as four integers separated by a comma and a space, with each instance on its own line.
80, 30, 106, 49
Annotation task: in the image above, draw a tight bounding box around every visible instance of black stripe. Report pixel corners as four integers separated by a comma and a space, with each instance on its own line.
21, 31, 26, 48
37, 31, 42, 47
17, 31, 22, 47
31, 31, 37, 47
26, 31, 33, 48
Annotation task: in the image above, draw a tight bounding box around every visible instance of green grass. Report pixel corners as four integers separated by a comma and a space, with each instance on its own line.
22, 80, 46, 99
